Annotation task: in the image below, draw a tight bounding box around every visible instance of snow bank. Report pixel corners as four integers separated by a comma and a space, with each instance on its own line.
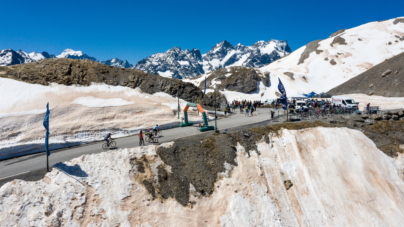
342, 94, 404, 110
0, 77, 203, 159
1, 127, 404, 226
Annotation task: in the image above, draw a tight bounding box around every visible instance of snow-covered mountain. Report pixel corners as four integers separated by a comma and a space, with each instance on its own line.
256, 17, 404, 99
28, 51, 56, 61
101, 58, 133, 68
0, 48, 133, 68
202, 40, 291, 73
133, 47, 204, 79
56, 49, 99, 62
0, 49, 28, 66
133, 39, 292, 79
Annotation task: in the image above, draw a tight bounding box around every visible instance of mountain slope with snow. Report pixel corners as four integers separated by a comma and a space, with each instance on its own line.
257, 17, 404, 99
133, 40, 291, 79
1, 127, 403, 226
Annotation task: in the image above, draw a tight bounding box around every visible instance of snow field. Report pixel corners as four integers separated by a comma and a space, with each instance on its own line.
1, 127, 404, 226
0, 77, 204, 158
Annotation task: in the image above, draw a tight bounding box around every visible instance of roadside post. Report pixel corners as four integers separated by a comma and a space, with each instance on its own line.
214, 88, 218, 133
43, 103, 50, 172
177, 92, 180, 119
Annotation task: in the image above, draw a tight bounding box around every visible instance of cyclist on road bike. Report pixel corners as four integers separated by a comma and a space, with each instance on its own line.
104, 133, 112, 146
149, 128, 154, 140
153, 124, 159, 135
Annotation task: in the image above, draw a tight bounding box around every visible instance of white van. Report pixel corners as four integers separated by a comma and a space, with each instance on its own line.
331, 96, 358, 109
295, 100, 307, 110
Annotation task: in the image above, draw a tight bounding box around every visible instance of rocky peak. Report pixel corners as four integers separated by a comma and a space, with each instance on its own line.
101, 58, 133, 69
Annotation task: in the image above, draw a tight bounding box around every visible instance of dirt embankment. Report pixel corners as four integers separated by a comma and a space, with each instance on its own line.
328, 51, 404, 97
0, 58, 219, 106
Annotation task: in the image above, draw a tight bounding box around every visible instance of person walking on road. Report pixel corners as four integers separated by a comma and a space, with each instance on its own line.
138, 130, 144, 146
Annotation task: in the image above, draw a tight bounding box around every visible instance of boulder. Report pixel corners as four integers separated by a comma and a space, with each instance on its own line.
364, 119, 374, 125
372, 114, 382, 120
399, 144, 404, 150
382, 69, 392, 77
392, 115, 399, 120
399, 110, 404, 117
327, 118, 336, 124
383, 115, 392, 120
361, 115, 369, 119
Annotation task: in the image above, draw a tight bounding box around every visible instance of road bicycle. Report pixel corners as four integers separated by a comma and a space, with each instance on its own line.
102, 139, 117, 150
145, 133, 158, 143
153, 129, 163, 137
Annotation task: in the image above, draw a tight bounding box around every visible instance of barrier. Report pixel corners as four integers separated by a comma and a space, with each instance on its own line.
180, 103, 214, 132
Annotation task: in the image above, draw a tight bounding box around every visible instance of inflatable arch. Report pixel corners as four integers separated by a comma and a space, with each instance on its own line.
180, 103, 214, 132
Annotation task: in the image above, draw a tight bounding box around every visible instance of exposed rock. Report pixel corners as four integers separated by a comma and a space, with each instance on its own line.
324, 57, 329, 61
328, 51, 404, 97
330, 36, 347, 47
283, 72, 294, 80
361, 115, 369, 119
275, 91, 281, 97
372, 115, 382, 120
400, 144, 404, 150
368, 92, 374, 95
399, 110, 404, 117
364, 119, 374, 125
392, 115, 399, 120
329, 29, 346, 38
330, 59, 337, 65
383, 115, 392, 120
327, 118, 336, 123
0, 58, 213, 106
382, 70, 392, 77
393, 18, 404, 24
283, 180, 293, 190
298, 40, 323, 65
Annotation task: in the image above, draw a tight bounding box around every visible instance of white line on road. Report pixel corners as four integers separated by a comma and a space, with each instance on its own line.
0, 171, 30, 180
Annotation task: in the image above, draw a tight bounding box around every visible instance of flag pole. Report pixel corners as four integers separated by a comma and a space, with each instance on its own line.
46, 134, 49, 172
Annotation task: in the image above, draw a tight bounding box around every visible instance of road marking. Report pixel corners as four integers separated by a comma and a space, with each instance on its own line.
0, 171, 30, 180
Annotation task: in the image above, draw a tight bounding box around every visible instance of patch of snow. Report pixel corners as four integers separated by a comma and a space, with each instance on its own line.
72, 96, 134, 107
157, 70, 174, 78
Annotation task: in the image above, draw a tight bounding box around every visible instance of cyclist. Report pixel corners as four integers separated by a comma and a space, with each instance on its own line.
148, 128, 154, 140
104, 133, 112, 146
153, 124, 159, 136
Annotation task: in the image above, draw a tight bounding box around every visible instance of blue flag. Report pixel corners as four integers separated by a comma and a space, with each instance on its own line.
204, 77, 206, 94
43, 103, 50, 156
277, 78, 288, 110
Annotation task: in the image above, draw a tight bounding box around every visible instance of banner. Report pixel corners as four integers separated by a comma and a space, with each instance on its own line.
204, 77, 206, 94
43, 103, 50, 156
277, 78, 288, 110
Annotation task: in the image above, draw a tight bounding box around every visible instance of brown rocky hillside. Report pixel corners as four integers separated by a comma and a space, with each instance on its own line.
328, 51, 404, 97
0, 58, 220, 106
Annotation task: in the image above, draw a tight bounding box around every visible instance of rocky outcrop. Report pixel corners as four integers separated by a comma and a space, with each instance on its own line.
328, 51, 404, 97
298, 40, 323, 65
0, 58, 214, 105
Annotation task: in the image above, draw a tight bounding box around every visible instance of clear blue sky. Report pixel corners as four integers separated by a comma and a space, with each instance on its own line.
1, 0, 403, 64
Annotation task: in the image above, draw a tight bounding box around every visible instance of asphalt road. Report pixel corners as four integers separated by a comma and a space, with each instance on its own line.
0, 108, 285, 186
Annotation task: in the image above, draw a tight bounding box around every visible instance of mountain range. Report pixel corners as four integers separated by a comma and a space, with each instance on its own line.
0, 39, 291, 78
133, 39, 291, 79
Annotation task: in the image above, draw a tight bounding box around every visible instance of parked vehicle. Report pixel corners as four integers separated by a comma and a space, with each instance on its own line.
331, 96, 358, 109
295, 100, 307, 110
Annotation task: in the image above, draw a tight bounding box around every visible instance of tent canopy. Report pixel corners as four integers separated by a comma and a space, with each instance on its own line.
303, 91, 317, 98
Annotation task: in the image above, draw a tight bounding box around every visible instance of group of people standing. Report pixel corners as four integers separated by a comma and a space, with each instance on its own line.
230, 100, 262, 117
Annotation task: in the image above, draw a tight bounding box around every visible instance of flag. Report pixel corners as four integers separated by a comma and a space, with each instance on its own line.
204, 77, 206, 94
43, 103, 50, 156
277, 78, 287, 110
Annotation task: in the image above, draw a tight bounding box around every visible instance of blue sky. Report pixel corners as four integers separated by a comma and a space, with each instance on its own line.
1, 0, 403, 64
